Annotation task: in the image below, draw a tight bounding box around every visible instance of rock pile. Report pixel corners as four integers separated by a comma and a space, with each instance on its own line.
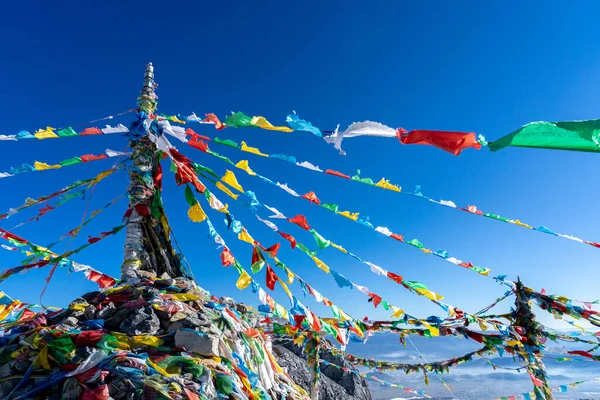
0, 272, 309, 399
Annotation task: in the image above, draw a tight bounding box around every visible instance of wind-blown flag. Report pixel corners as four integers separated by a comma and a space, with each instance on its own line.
488, 119, 600, 153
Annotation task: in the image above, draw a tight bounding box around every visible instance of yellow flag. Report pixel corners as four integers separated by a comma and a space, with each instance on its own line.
216, 182, 239, 200
236, 270, 252, 290
375, 178, 401, 192
415, 287, 443, 301
330, 242, 348, 253
222, 170, 244, 192
188, 203, 207, 223
477, 318, 488, 331
241, 141, 268, 157
311, 256, 330, 273
33, 346, 51, 369
69, 303, 88, 312
339, 210, 359, 221
131, 335, 163, 347
89, 169, 115, 187
170, 115, 187, 124
421, 321, 439, 337
293, 335, 305, 346
513, 219, 532, 229
237, 228, 254, 244
235, 160, 257, 176
171, 293, 201, 302
250, 116, 293, 132
391, 306, 404, 319
34, 126, 58, 139
285, 268, 295, 284
278, 278, 293, 299
34, 161, 61, 171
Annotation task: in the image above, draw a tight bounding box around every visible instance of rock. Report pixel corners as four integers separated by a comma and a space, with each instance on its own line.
95, 302, 116, 319
174, 330, 220, 357
81, 291, 100, 302
235, 303, 252, 314
56, 316, 79, 331
61, 378, 82, 400
84, 305, 96, 320
219, 296, 236, 308
183, 312, 211, 328
273, 342, 372, 400
119, 305, 160, 335
154, 278, 175, 288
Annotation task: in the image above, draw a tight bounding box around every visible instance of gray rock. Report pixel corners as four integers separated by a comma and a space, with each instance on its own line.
0, 363, 12, 378
96, 302, 116, 319
56, 316, 79, 331
273, 343, 372, 400
84, 305, 96, 320
174, 330, 220, 357
183, 312, 211, 328
61, 377, 82, 400
119, 305, 160, 335
219, 296, 236, 308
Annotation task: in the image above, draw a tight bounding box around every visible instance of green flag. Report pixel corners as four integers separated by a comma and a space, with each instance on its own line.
488, 119, 600, 152
224, 111, 253, 128
214, 137, 240, 148
310, 229, 330, 249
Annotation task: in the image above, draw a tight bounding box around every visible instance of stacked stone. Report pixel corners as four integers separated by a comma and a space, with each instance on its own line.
0, 271, 308, 400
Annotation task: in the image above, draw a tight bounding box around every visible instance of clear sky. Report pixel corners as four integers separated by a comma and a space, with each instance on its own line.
0, 1, 599, 333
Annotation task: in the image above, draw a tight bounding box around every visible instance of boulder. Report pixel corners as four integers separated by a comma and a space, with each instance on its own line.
119, 305, 160, 335
174, 330, 220, 357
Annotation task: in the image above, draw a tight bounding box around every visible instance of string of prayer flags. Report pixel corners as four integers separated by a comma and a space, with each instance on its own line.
494, 376, 600, 400
0, 149, 128, 179
179, 108, 600, 156
195, 172, 464, 332
0, 124, 129, 141
181, 170, 367, 337
0, 167, 121, 221
199, 152, 492, 278
176, 128, 600, 250
0, 224, 121, 288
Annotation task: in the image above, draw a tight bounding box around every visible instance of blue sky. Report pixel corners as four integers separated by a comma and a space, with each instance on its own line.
0, 1, 599, 335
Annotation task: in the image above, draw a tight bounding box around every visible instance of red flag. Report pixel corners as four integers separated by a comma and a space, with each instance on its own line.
17, 309, 35, 322
75, 330, 104, 347
220, 248, 235, 266
153, 161, 163, 191
188, 137, 210, 153
88, 236, 101, 244
134, 204, 151, 216
80, 154, 109, 162
325, 169, 350, 179
310, 311, 321, 332
586, 241, 600, 248
260, 243, 281, 258
87, 270, 102, 283
278, 232, 296, 249
185, 128, 211, 141
203, 113, 225, 130
266, 264, 277, 290
568, 350, 594, 359
301, 191, 321, 205
387, 272, 403, 284
97, 274, 116, 289
37, 204, 55, 219
390, 233, 404, 242
323, 298, 332, 307
80, 127, 103, 136
169, 149, 206, 193
397, 128, 481, 156
288, 214, 310, 230
368, 293, 382, 308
